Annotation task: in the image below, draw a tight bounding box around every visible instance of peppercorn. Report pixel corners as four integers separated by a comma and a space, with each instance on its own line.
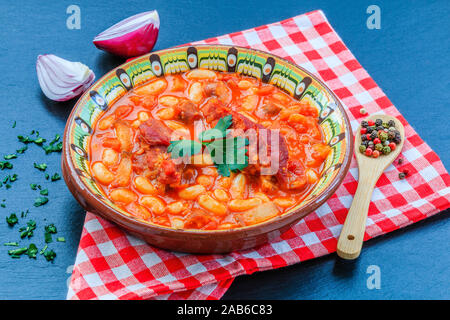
360, 127, 367, 134
393, 133, 402, 144
388, 131, 396, 140
383, 140, 390, 146
368, 141, 375, 149
398, 158, 403, 165
389, 142, 396, 151
368, 120, 375, 126
375, 119, 383, 127
389, 126, 396, 132
382, 122, 389, 128
360, 108, 367, 115
359, 145, 367, 153
370, 131, 378, 140
361, 140, 369, 147
365, 148, 373, 156
382, 146, 391, 155
373, 138, 381, 145
399, 172, 406, 179
388, 120, 395, 128
366, 134, 372, 141
367, 126, 374, 134
361, 120, 369, 128
375, 143, 383, 151
361, 134, 367, 141
376, 126, 385, 131
379, 131, 389, 142
372, 150, 380, 158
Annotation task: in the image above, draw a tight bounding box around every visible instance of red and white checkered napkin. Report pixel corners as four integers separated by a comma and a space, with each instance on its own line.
67, 10, 450, 300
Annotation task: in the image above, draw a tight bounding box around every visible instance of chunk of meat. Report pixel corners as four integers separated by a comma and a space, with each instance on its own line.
277, 160, 307, 190
158, 159, 182, 185
138, 119, 172, 146
201, 98, 229, 123
175, 100, 200, 122
262, 102, 282, 116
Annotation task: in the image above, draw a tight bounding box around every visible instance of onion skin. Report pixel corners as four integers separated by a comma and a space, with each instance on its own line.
36, 54, 95, 102
93, 10, 160, 58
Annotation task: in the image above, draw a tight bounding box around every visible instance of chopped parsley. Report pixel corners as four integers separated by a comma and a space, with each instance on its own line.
8, 247, 28, 258
4, 154, 17, 160
0, 161, 13, 170
4, 242, 19, 246
26, 243, 38, 259
19, 220, 36, 238
6, 213, 18, 226
16, 146, 27, 154
51, 173, 61, 181
43, 249, 56, 262
56, 237, 65, 242
34, 197, 48, 207
43, 134, 62, 154
30, 183, 38, 190
33, 163, 47, 171
44, 223, 57, 243
40, 189, 48, 196
12, 121, 16, 128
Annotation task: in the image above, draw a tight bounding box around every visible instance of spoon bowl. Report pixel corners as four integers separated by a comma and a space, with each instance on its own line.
337, 114, 405, 259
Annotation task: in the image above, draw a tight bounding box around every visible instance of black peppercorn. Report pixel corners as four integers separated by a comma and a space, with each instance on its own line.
399, 172, 406, 179
361, 134, 367, 141
361, 120, 369, 128
370, 131, 378, 140
376, 126, 385, 131
393, 133, 402, 144
375, 119, 383, 126
367, 126, 374, 134
388, 120, 396, 128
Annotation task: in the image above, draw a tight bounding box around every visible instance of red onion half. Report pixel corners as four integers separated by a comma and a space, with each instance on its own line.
93, 10, 160, 58
36, 54, 95, 102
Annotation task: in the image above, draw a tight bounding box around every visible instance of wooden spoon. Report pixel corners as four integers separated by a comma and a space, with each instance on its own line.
337, 114, 405, 260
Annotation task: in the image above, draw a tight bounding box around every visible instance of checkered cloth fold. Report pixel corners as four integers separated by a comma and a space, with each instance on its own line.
67, 10, 450, 300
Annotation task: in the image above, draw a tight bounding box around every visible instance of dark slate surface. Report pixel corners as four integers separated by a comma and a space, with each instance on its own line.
0, 0, 448, 299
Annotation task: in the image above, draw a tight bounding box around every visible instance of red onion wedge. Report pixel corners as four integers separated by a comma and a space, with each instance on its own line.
36, 55, 95, 101
93, 10, 160, 58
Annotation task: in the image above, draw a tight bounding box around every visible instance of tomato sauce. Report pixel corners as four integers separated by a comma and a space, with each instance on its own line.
89, 69, 330, 230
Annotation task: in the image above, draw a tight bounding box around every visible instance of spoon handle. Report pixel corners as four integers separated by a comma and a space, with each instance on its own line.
337, 175, 377, 260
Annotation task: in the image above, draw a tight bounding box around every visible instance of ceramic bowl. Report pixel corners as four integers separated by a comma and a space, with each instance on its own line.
62, 45, 353, 253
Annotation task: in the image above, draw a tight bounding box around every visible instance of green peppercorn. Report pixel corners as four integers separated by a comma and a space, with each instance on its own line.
375, 143, 383, 151
379, 131, 389, 142
382, 146, 391, 155
359, 145, 367, 153
382, 122, 389, 128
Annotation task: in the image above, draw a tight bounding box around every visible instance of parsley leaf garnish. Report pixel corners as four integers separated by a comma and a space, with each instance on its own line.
43, 249, 56, 262
168, 116, 249, 177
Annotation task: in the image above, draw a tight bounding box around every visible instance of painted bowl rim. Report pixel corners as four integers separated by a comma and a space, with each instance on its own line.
62, 44, 354, 239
